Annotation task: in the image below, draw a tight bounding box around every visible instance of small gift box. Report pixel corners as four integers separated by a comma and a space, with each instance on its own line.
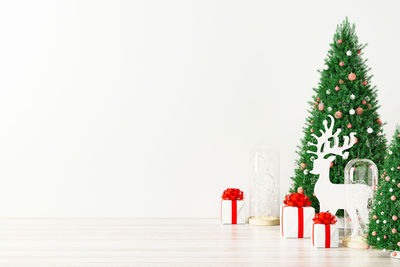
280, 193, 315, 238
312, 212, 339, 248
391, 251, 400, 259
221, 188, 245, 225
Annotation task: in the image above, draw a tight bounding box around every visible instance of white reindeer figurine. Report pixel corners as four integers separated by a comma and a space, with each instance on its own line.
307, 115, 373, 236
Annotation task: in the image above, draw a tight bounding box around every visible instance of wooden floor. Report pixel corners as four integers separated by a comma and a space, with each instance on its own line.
0, 218, 396, 267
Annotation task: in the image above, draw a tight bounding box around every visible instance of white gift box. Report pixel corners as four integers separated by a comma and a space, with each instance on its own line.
391, 251, 400, 259
221, 200, 245, 224
312, 223, 339, 248
280, 205, 315, 238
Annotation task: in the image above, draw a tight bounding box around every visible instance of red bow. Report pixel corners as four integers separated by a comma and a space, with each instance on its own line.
222, 188, 244, 200
313, 212, 337, 225
283, 193, 311, 207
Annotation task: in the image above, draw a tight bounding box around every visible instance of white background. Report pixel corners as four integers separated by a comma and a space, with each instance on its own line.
0, 0, 399, 217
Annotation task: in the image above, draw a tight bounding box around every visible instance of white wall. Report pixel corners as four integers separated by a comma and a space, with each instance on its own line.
0, 0, 399, 217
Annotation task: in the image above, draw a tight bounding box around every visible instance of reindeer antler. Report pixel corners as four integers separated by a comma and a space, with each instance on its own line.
307, 115, 356, 160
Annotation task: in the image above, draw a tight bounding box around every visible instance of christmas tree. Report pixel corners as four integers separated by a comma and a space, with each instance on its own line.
367, 128, 400, 251
289, 18, 386, 215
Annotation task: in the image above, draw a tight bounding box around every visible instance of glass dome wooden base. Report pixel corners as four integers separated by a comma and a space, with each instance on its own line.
248, 216, 280, 226
342, 236, 367, 249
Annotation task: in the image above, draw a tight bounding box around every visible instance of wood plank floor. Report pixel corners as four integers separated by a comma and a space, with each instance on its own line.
0, 218, 396, 266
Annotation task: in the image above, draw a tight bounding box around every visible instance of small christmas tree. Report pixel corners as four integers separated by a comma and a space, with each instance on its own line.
289, 18, 386, 215
368, 128, 400, 250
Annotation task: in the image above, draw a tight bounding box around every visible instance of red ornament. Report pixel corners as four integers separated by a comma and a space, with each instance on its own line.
393, 215, 398, 221
356, 107, 363, 115
300, 163, 306, 170
377, 118, 382, 125
338, 39, 343, 44
397, 166, 400, 170
297, 187, 304, 194
335, 86, 340, 91
363, 81, 367, 86
329, 162, 334, 168
354, 137, 358, 144
362, 100, 367, 105
357, 50, 361, 54
339, 61, 344, 66
392, 228, 398, 234
384, 235, 387, 239
310, 128, 314, 133
334, 111, 342, 119
348, 72, 356, 81
393, 252, 398, 257
372, 231, 377, 236
398, 242, 400, 246
318, 102, 325, 111
317, 97, 320, 102
347, 123, 352, 129
391, 195, 397, 201
386, 176, 391, 182
398, 183, 400, 188
339, 79, 344, 84
373, 215, 377, 219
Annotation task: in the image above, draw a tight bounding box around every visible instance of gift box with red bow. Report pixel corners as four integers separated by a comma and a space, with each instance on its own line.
312, 212, 339, 248
280, 193, 315, 238
391, 251, 400, 259
221, 188, 245, 225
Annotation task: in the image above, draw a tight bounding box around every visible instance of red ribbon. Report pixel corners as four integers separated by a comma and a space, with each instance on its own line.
298, 207, 304, 238
222, 188, 244, 200
283, 193, 311, 207
231, 200, 237, 224
312, 212, 335, 247
312, 223, 314, 245
325, 224, 330, 248
222, 188, 243, 224
281, 206, 284, 236
312, 212, 337, 225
